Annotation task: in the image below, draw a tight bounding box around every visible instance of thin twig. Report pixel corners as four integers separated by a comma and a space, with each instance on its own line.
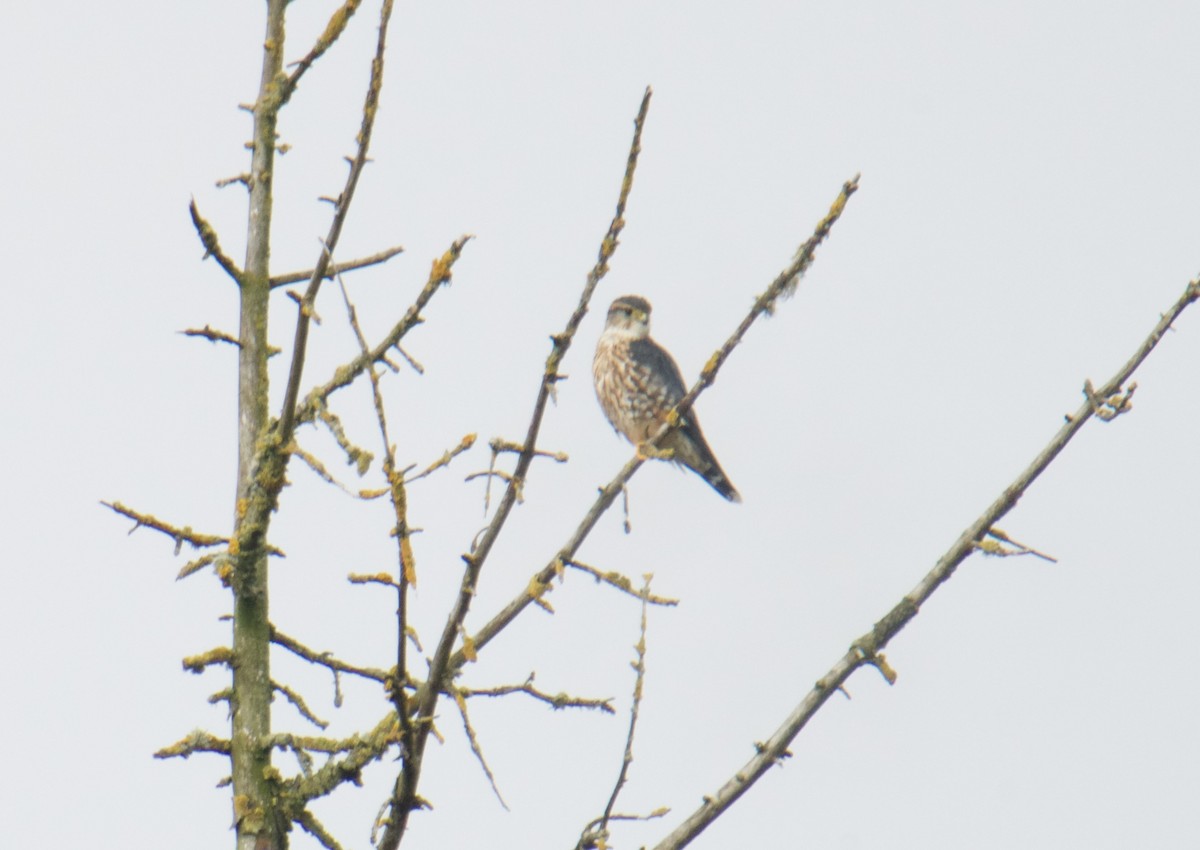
274, 680, 330, 729
269, 244, 404, 288
282, 0, 364, 104
335, 263, 423, 846
276, 0, 395, 441
312, 397, 374, 476
413, 173, 859, 700
978, 527, 1058, 562
179, 325, 283, 358
295, 235, 471, 428
450, 688, 510, 810
406, 433, 478, 483
270, 626, 389, 683
649, 276, 1200, 850
378, 87, 655, 850
566, 559, 680, 606
578, 576, 655, 850
457, 674, 615, 714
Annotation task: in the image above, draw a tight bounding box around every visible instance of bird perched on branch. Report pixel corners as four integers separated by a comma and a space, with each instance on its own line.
593, 295, 741, 502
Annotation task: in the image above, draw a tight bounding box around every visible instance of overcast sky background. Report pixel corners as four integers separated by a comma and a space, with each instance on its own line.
4, 2, 1199, 848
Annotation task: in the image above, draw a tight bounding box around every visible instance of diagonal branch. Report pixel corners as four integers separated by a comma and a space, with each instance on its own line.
277, 0, 396, 440
281, 0, 364, 104
426, 173, 860, 692
375, 86, 655, 850
295, 236, 471, 428
649, 275, 1200, 850
189, 199, 245, 285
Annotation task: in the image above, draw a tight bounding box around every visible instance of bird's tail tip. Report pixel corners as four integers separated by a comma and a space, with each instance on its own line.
710, 476, 742, 503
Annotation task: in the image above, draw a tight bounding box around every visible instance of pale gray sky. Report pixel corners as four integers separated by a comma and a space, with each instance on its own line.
4, 2, 1199, 848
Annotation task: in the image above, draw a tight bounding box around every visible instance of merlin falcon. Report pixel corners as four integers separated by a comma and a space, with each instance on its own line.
593, 295, 741, 502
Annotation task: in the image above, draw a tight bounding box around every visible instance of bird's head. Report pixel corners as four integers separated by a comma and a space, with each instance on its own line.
604, 295, 652, 339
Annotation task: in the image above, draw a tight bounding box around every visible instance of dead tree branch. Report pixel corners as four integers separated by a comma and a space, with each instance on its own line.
649, 275, 1200, 850
269, 244, 405, 289
375, 86, 655, 850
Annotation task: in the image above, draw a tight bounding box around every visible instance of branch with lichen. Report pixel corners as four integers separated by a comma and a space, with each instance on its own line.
189, 199, 244, 285
455, 673, 616, 714
566, 559, 680, 606
101, 501, 232, 554
155, 730, 231, 760
292, 235, 472, 432
297, 809, 347, 850
404, 433, 478, 484
333, 266, 423, 829
374, 86, 656, 850
281, 0, 364, 104
275, 0, 397, 442
469, 437, 570, 512
648, 275, 1200, 850
408, 173, 859, 711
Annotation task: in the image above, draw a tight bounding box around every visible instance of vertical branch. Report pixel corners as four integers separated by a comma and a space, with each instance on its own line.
232, 1, 287, 849
601, 580, 651, 831
336, 276, 420, 820
277, 0, 397, 440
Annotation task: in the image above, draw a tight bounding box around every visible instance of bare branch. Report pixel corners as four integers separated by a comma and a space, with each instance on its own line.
274, 680, 330, 729
311, 397, 375, 476
269, 244, 405, 289
457, 674, 615, 714
377, 87, 656, 850
577, 576, 654, 850
566, 559, 679, 606
405, 433, 478, 484
282, 0, 364, 103
270, 626, 389, 683
450, 688, 510, 810
289, 440, 365, 496
296, 809, 347, 850
977, 527, 1058, 562
648, 275, 1200, 850
276, 0, 396, 441
579, 809, 671, 848
295, 235, 472, 428
154, 730, 231, 760
423, 173, 860, 693
180, 325, 282, 357
177, 552, 222, 581
188, 199, 244, 285
101, 501, 228, 553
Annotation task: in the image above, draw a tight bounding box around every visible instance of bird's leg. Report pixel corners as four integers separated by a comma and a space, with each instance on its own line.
635, 442, 675, 461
